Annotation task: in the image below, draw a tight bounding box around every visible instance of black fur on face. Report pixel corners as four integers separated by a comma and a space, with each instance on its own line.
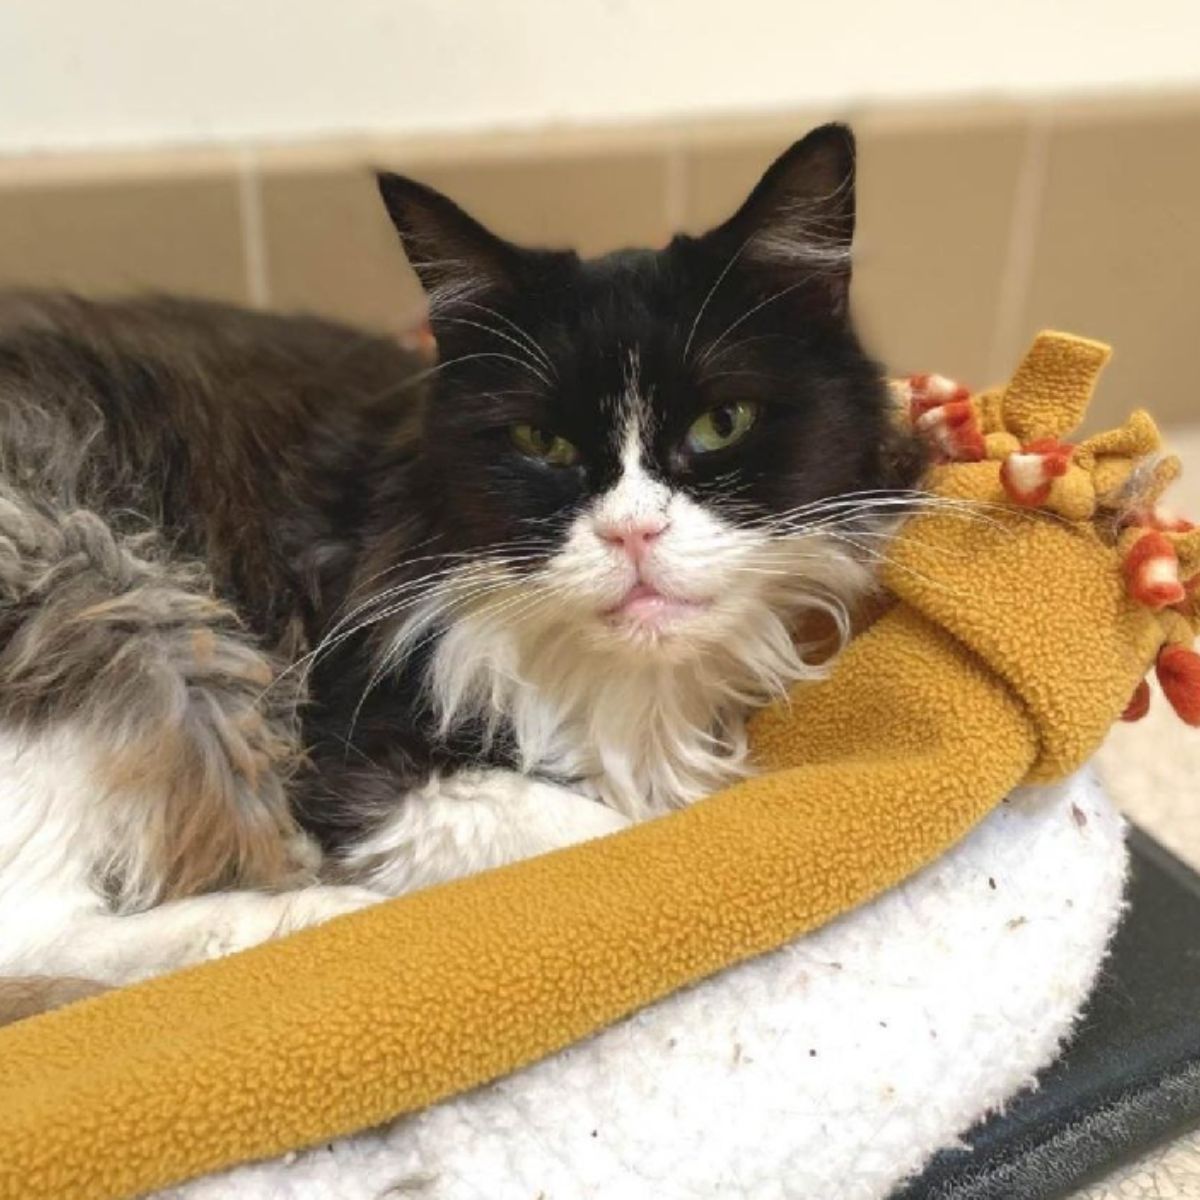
298, 124, 928, 846
375, 123, 924, 569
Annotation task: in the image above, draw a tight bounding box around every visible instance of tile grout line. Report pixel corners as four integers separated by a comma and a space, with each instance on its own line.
986, 109, 1052, 383
236, 147, 271, 309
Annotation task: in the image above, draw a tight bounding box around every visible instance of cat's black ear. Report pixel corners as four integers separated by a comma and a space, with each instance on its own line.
376, 172, 520, 312
713, 123, 856, 317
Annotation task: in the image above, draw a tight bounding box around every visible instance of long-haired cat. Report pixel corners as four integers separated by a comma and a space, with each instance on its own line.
0, 124, 922, 1004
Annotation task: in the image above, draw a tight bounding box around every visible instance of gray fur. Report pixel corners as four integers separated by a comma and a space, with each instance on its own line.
0, 463, 313, 909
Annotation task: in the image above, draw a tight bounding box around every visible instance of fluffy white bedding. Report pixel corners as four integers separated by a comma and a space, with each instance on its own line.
166, 768, 1126, 1200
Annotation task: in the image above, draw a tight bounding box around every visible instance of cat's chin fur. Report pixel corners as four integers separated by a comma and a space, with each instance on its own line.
388, 533, 873, 821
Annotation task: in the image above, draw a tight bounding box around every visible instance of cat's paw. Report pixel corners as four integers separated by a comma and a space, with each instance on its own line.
534, 793, 632, 848
339, 771, 634, 895
276, 885, 385, 933
200, 885, 384, 960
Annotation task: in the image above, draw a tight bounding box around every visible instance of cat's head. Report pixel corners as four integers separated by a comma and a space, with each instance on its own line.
373, 124, 923, 687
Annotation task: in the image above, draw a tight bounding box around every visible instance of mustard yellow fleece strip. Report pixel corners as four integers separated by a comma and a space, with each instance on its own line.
0, 332, 1189, 1200
0, 611, 1034, 1200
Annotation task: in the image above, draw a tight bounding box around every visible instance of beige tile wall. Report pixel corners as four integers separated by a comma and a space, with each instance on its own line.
0, 94, 1198, 431
0, 153, 248, 304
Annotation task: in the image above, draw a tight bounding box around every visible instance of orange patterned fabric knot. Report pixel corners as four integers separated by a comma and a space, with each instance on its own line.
895, 341, 1200, 735
1120, 678, 1152, 723
1117, 522, 1200, 723
1140, 504, 1196, 534
906, 372, 972, 417
1157, 644, 1200, 726
998, 438, 1075, 507
1123, 530, 1187, 610
900, 374, 985, 463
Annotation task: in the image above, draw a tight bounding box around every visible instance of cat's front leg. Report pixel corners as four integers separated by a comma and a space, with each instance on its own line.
333, 769, 632, 895
5, 884, 386, 990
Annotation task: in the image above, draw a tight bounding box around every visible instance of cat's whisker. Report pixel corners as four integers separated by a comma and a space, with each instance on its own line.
682, 233, 754, 365
341, 548, 549, 611
695, 275, 818, 369
758, 524, 984, 573
762, 530, 980, 566
433, 316, 554, 386
814, 531, 976, 600
786, 488, 1051, 526
693, 369, 785, 385
370, 349, 554, 399
729, 522, 981, 599
455, 301, 556, 374
340, 533, 448, 598
738, 491, 1028, 538
464, 583, 562, 636
697, 332, 795, 375
343, 575, 530, 745
277, 552, 554, 696
269, 575, 476, 697
515, 512, 575, 533
336, 560, 507, 628
761, 485, 984, 512
319, 570, 520, 661
344, 575, 555, 746
333, 541, 556, 622
337, 569, 526, 655
719, 559, 863, 579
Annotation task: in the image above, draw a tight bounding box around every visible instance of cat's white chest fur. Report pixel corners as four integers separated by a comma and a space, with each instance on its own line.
455, 625, 755, 821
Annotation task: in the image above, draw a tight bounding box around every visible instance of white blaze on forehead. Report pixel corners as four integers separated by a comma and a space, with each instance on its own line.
594, 354, 670, 529
612, 346, 649, 451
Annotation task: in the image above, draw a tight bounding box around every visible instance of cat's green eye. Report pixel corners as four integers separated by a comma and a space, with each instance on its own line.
685, 401, 759, 454
510, 423, 579, 467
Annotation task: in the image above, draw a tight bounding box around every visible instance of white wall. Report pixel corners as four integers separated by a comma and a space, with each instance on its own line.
2, 0, 1199, 155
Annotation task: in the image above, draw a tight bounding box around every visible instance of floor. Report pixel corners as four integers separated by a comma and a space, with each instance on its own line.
1073, 423, 1200, 1199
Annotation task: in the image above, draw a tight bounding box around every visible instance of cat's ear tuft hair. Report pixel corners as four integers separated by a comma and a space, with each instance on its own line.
376, 172, 519, 315
716, 123, 857, 316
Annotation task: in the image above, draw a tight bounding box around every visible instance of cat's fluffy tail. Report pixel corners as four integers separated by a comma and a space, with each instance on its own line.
0, 479, 317, 910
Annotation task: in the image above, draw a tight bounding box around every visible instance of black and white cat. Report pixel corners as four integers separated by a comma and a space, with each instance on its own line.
0, 123, 922, 1007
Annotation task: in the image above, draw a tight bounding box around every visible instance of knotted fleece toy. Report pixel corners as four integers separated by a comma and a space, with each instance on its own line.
0, 332, 1195, 1200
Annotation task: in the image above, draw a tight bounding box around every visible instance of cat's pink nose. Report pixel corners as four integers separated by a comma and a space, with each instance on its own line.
596, 516, 669, 563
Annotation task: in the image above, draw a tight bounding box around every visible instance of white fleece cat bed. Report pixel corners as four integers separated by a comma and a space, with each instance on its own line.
162, 768, 1125, 1200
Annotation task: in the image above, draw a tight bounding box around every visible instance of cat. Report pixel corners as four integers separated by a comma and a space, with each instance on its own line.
0, 123, 923, 1006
